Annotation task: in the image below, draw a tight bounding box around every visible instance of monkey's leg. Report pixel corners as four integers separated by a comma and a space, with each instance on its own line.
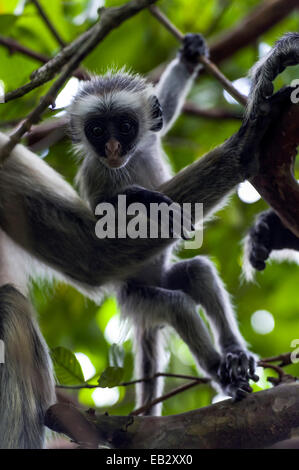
164, 257, 257, 386
0, 284, 55, 448
120, 282, 251, 401
133, 324, 165, 416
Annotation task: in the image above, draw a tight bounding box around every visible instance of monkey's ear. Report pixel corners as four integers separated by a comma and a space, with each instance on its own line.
149, 95, 163, 132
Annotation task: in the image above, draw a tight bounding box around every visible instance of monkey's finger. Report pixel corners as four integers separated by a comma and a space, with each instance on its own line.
248, 357, 259, 382
238, 352, 249, 379
234, 383, 252, 401
249, 251, 267, 271
250, 220, 271, 248
227, 354, 239, 382
227, 381, 252, 401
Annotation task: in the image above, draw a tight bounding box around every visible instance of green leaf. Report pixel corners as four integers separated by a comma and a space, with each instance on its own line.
97, 366, 124, 388
0, 14, 18, 33
51, 346, 84, 385
109, 343, 125, 368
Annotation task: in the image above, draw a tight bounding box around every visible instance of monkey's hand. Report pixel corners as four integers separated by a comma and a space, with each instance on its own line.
178, 33, 209, 72
111, 185, 194, 240
247, 209, 299, 272
217, 347, 259, 401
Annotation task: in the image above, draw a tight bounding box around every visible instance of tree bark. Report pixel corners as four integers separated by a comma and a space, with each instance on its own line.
251, 101, 299, 237
210, 0, 299, 64
46, 382, 299, 449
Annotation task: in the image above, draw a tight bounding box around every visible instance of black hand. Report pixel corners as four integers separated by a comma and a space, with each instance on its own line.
249, 209, 299, 271
217, 347, 259, 401
179, 33, 209, 68
108, 185, 192, 240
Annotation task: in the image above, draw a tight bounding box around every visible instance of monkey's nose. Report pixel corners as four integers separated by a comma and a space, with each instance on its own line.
105, 138, 121, 157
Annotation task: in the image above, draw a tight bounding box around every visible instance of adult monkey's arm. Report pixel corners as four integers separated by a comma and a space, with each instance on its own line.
0, 117, 259, 295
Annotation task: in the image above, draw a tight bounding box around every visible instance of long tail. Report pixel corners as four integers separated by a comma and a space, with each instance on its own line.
242, 234, 256, 282
134, 325, 166, 416
246, 32, 299, 118
0, 284, 55, 448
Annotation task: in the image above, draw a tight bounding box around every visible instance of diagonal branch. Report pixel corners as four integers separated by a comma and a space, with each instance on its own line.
0, 35, 89, 81
45, 383, 299, 449
0, 35, 50, 63
251, 100, 299, 238
5, 0, 157, 103
31, 0, 66, 47
149, 5, 247, 106
0, 0, 158, 162
210, 0, 299, 64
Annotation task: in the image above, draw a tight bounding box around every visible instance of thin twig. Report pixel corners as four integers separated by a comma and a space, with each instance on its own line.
0, 35, 89, 81
204, 0, 231, 37
31, 0, 66, 47
260, 352, 293, 367
130, 379, 206, 416
183, 102, 242, 120
5, 0, 157, 102
0, 35, 50, 63
210, 0, 299, 64
56, 371, 210, 390
149, 5, 247, 106
258, 361, 285, 381
0, 0, 158, 162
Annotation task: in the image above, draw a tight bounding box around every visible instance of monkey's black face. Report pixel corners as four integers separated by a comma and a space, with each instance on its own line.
84, 113, 139, 168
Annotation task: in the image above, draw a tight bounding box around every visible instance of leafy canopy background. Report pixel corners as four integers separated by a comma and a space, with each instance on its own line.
1, 0, 299, 415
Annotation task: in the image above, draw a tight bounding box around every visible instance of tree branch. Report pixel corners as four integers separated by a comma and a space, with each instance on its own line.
4, 0, 157, 103
45, 383, 299, 449
0, 35, 88, 81
31, 0, 66, 47
149, 5, 247, 106
210, 0, 299, 64
0, 0, 158, 162
251, 100, 299, 238
183, 102, 242, 120
0, 35, 50, 63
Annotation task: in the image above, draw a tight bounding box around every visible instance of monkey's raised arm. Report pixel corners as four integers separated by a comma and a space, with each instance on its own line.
155, 33, 208, 135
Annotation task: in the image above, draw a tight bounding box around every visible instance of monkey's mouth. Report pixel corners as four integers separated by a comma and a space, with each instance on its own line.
107, 159, 123, 168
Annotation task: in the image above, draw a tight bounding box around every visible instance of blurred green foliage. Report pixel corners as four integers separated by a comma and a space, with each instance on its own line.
1, 0, 299, 417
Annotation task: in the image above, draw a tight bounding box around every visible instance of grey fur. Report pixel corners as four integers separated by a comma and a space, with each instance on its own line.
72, 38, 255, 415
0, 284, 55, 448
247, 32, 299, 118
0, 32, 294, 445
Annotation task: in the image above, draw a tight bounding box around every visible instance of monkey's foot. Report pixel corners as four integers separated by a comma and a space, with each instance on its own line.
248, 213, 272, 271
217, 349, 259, 400
180, 33, 209, 64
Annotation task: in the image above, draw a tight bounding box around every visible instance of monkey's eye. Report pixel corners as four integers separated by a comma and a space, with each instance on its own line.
92, 126, 104, 137
120, 121, 132, 134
